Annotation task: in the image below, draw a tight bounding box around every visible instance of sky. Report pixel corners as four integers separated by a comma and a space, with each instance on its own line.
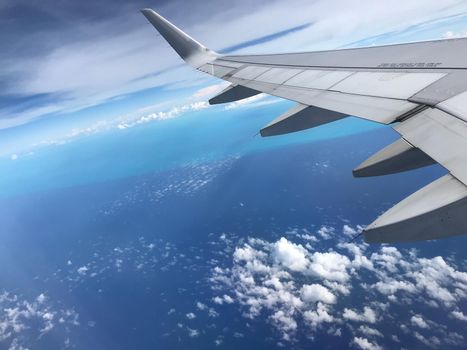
1, 0, 467, 154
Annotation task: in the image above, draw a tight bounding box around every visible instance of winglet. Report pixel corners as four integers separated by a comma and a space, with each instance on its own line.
141, 8, 219, 68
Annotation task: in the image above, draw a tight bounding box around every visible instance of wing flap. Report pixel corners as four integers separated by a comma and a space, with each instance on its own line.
260, 104, 346, 137
364, 174, 467, 243
209, 84, 260, 105
353, 138, 435, 177
395, 107, 467, 185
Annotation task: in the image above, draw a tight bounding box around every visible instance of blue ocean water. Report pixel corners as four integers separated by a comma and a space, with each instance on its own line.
0, 100, 381, 196
0, 103, 465, 349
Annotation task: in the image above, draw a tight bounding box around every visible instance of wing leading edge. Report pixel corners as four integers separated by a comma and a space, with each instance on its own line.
141, 8, 467, 243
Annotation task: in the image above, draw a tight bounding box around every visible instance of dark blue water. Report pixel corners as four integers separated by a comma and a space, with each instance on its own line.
0, 125, 465, 349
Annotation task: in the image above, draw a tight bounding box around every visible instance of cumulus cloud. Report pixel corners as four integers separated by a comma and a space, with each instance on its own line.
309, 251, 351, 283
0, 291, 79, 349
317, 226, 335, 239
373, 279, 417, 295
207, 224, 467, 347
343, 307, 377, 324
410, 315, 430, 329
358, 325, 383, 338
187, 328, 200, 337
352, 336, 382, 350
77, 266, 88, 275
451, 310, 467, 322
301, 284, 336, 304
303, 302, 334, 329
273, 237, 309, 272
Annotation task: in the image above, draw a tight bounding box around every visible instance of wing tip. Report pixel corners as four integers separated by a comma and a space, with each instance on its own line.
140, 8, 218, 67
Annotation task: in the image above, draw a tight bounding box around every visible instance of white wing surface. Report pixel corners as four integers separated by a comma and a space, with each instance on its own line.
142, 9, 467, 243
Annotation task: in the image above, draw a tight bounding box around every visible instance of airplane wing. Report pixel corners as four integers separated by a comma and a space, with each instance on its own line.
141, 9, 467, 244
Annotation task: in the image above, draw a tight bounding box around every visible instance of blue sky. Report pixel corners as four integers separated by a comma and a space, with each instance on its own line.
1, 0, 467, 156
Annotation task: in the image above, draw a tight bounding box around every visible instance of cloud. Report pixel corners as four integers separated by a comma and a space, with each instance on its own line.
301, 284, 336, 304
410, 315, 430, 329
0, 291, 79, 349
192, 82, 229, 99
77, 266, 88, 275
451, 310, 467, 322
308, 251, 351, 283
343, 307, 377, 323
186, 312, 196, 319
207, 223, 467, 347
342, 224, 358, 237
187, 328, 200, 337
2, 0, 467, 128
273, 237, 309, 272
358, 325, 383, 338
303, 302, 334, 329
372, 279, 417, 295
443, 29, 467, 38
317, 226, 335, 239
352, 337, 382, 350
224, 94, 268, 110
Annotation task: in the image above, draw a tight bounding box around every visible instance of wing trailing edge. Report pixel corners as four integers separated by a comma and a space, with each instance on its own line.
364, 174, 467, 243
353, 138, 435, 178
260, 104, 346, 137
209, 85, 260, 105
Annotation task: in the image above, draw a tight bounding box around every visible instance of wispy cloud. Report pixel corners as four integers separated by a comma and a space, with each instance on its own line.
1, 0, 467, 128
0, 291, 79, 349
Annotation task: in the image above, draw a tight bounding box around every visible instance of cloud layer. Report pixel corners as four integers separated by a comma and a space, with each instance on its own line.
1, 0, 467, 128
208, 225, 467, 348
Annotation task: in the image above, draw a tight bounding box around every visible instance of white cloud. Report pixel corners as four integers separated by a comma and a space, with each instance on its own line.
317, 226, 334, 239
271, 310, 297, 338
342, 224, 358, 237
234, 244, 260, 262
208, 225, 467, 347
410, 315, 430, 329
192, 82, 229, 99
443, 29, 467, 38
352, 337, 382, 350
358, 325, 383, 338
0, 291, 79, 349
301, 284, 336, 304
373, 280, 417, 295
187, 328, 200, 337
303, 302, 334, 329
451, 309, 467, 321
196, 302, 207, 310
2, 0, 467, 128
186, 312, 196, 319
77, 266, 88, 275
273, 237, 309, 272
308, 251, 351, 283
343, 307, 377, 323
224, 94, 267, 110
414, 332, 441, 347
